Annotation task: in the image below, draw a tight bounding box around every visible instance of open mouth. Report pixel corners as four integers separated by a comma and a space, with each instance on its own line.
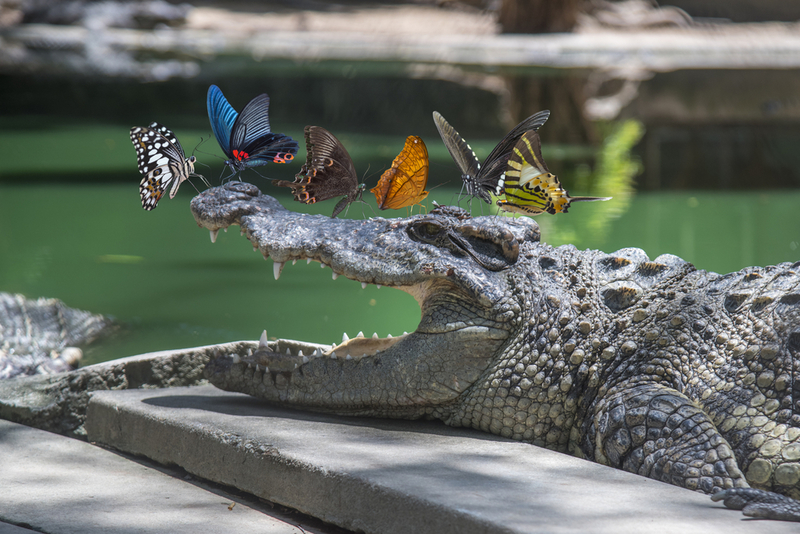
192, 182, 528, 385
206, 224, 426, 369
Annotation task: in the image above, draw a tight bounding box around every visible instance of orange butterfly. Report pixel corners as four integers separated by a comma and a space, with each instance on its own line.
371, 136, 429, 210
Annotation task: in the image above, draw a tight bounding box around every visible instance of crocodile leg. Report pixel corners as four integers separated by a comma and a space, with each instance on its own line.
584, 383, 800, 520
583, 383, 749, 492
711, 488, 800, 521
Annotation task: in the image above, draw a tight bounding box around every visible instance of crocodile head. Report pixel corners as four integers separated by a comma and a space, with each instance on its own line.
190, 182, 540, 416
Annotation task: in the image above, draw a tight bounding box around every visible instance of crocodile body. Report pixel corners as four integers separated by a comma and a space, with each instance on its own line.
192, 182, 800, 521
0, 292, 113, 379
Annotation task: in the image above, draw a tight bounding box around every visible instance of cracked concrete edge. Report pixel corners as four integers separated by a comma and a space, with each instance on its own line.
0, 341, 257, 438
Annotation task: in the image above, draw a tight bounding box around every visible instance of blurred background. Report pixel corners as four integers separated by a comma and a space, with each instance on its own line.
1, 0, 799, 365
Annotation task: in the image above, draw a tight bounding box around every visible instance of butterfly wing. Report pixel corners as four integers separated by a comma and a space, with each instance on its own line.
479, 110, 551, 197
432, 112, 480, 178
371, 136, 429, 210
498, 131, 610, 216
207, 85, 238, 158
227, 93, 299, 168
272, 126, 359, 217
432, 111, 485, 200
130, 122, 193, 210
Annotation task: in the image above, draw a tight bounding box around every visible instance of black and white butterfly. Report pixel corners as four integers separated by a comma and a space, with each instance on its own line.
432, 110, 551, 204
272, 125, 365, 218
130, 122, 203, 210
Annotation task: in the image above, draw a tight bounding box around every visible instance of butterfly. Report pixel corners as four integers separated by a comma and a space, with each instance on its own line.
130, 122, 202, 211
371, 136, 429, 211
272, 126, 365, 218
432, 109, 551, 203
206, 84, 298, 175
497, 130, 611, 216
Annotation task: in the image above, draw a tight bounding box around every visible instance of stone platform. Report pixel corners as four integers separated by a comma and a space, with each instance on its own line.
58, 385, 791, 534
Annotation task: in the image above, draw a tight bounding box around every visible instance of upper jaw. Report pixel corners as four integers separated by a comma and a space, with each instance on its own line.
191, 183, 538, 309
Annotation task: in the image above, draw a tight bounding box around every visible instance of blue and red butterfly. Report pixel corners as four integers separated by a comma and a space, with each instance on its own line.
206, 84, 298, 176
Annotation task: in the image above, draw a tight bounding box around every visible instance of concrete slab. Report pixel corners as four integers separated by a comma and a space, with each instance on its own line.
0, 420, 334, 534
0, 522, 37, 534
86, 385, 792, 534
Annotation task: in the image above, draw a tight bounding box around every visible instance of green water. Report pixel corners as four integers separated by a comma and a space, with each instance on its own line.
1, 103, 798, 366
1, 180, 798, 366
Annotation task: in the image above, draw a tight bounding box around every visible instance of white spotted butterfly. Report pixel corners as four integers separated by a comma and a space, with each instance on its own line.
130, 122, 201, 210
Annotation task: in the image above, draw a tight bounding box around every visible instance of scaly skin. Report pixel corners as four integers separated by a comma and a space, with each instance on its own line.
0, 292, 113, 379
192, 182, 800, 521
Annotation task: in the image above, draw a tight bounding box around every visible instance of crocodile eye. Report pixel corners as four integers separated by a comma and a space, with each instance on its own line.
421, 223, 442, 237
408, 220, 445, 242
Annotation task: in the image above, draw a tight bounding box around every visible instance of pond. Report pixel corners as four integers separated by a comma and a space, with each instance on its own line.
1, 67, 799, 366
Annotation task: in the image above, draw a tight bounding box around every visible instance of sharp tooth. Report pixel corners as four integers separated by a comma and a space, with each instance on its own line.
342, 332, 350, 343
332, 272, 339, 280
232, 354, 241, 363
307, 258, 312, 265
403, 331, 408, 335
255, 364, 260, 372
346, 354, 352, 360
292, 259, 297, 265
321, 263, 326, 269
302, 356, 309, 364
285, 348, 291, 355
372, 332, 378, 339
361, 282, 367, 289
298, 350, 304, 357
360, 354, 367, 358
210, 229, 219, 243
357, 331, 364, 338
223, 228, 228, 233
246, 348, 253, 356
330, 352, 337, 359
375, 349, 381, 354
263, 366, 269, 373
259, 330, 268, 349
387, 334, 393, 339
273, 262, 285, 280
376, 284, 382, 289
313, 348, 322, 357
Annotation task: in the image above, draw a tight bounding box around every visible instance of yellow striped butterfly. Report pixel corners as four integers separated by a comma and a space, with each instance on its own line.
433, 110, 550, 204
497, 130, 611, 216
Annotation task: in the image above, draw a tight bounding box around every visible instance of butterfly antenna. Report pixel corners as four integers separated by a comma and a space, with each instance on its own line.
191, 135, 213, 156
193, 139, 227, 164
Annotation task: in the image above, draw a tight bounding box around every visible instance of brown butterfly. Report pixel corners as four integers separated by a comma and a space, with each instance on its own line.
272, 126, 364, 218
371, 136, 430, 211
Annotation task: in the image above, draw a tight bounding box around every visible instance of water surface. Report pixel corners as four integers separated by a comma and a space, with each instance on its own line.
1, 180, 797, 366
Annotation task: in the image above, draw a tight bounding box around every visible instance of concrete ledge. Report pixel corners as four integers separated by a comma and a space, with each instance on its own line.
86, 385, 793, 534
0, 341, 255, 437
0, 420, 329, 534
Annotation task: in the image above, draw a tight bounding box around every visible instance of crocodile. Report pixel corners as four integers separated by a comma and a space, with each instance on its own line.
192, 181, 800, 522
0, 292, 113, 379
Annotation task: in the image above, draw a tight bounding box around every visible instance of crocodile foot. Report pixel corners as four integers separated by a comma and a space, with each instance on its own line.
712, 489, 800, 522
